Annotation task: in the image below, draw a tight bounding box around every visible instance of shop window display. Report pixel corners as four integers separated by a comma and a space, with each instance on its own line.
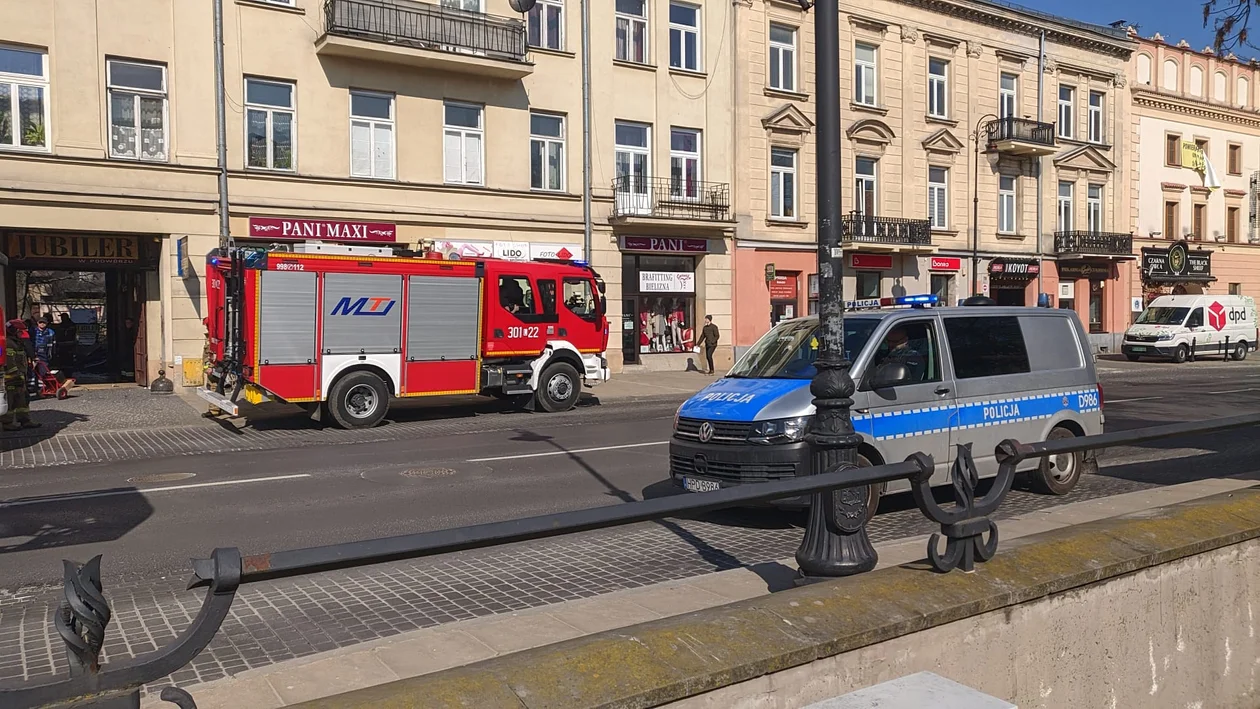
638, 296, 694, 353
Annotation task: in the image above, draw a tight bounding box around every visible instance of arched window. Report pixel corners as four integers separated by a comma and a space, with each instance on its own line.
1190, 65, 1204, 96
1163, 59, 1180, 90
1137, 54, 1152, 84
1215, 71, 1228, 101
1239, 76, 1250, 107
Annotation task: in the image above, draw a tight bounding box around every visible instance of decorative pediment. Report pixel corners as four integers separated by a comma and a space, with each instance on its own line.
1053, 144, 1116, 173
922, 128, 964, 155
762, 104, 814, 135
845, 118, 896, 146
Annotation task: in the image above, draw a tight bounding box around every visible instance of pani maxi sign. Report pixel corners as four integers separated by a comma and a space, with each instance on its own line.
247, 217, 398, 243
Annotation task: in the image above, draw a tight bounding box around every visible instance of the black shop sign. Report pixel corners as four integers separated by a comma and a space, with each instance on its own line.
1140, 240, 1213, 283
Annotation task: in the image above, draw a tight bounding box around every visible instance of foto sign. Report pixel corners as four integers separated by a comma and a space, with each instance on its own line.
640, 271, 695, 293
248, 217, 397, 243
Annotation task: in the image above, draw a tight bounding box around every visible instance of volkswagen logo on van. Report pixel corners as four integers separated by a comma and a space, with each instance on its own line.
698, 421, 715, 443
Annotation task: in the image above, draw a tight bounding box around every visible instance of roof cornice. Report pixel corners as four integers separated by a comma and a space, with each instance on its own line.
1131, 87, 1260, 129
887, 0, 1135, 58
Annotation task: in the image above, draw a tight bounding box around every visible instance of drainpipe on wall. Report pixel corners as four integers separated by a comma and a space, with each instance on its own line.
1036, 30, 1045, 301
213, 0, 231, 249
581, 0, 592, 261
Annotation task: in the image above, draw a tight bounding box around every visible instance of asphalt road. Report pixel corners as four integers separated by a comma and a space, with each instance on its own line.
3, 357, 1260, 591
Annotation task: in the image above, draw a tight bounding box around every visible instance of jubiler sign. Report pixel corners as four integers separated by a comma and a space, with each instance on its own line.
247, 217, 398, 243
5, 233, 141, 264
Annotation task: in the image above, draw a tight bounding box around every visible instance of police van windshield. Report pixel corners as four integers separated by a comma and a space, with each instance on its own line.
728, 318, 879, 380
1135, 307, 1191, 325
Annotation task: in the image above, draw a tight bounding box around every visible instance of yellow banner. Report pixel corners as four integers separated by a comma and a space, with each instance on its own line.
1182, 141, 1205, 172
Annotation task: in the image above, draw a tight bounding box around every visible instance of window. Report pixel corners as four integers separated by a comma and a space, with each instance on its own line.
1230, 282, 1244, 296
1057, 181, 1073, 232
1196, 137, 1208, 152
770, 147, 797, 219
854, 43, 877, 106
867, 320, 941, 386
1193, 202, 1206, 239
1241, 77, 1251, 108
1190, 65, 1204, 97
245, 78, 294, 170
1229, 206, 1241, 242
1163, 59, 1179, 91
530, 112, 565, 191
927, 166, 947, 229
1186, 307, 1204, 329
856, 271, 881, 299
1087, 184, 1103, 232
614, 121, 651, 211
769, 24, 796, 92
615, 0, 648, 64
527, 0, 564, 51
622, 254, 697, 355
1216, 71, 1228, 101
669, 3, 700, 72
1164, 200, 1179, 239
1166, 133, 1181, 166
999, 73, 1018, 119
669, 128, 701, 199
1087, 91, 1104, 143
944, 316, 1031, 379
1057, 85, 1074, 139
349, 91, 394, 179
107, 60, 167, 161
443, 102, 483, 185
1230, 143, 1243, 175
0, 45, 49, 149
498, 275, 537, 316
855, 157, 877, 216
927, 57, 949, 119
998, 175, 1017, 234
930, 274, 953, 305
1137, 54, 1152, 85
563, 278, 598, 321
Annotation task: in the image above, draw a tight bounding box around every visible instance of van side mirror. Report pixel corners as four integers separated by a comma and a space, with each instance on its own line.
868, 362, 910, 389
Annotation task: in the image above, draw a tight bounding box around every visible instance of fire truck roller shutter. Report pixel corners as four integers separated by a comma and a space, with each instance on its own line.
403, 275, 481, 396
258, 271, 319, 402
321, 273, 404, 401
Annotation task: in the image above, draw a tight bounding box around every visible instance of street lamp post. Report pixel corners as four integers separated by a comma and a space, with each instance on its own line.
971, 114, 998, 297
794, 0, 875, 579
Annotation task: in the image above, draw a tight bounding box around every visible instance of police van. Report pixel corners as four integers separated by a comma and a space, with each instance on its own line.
670, 296, 1102, 514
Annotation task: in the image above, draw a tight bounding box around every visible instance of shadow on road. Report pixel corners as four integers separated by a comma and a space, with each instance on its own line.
0, 487, 154, 556
0, 408, 90, 455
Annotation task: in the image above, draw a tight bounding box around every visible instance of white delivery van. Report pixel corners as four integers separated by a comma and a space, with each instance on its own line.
1122, 294, 1257, 363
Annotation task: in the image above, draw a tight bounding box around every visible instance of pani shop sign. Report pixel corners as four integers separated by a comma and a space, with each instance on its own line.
248, 217, 397, 243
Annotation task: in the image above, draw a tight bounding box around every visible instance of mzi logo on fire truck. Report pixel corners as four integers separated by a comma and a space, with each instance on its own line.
330, 297, 396, 317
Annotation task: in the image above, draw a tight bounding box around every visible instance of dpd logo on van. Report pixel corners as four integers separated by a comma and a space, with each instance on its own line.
1207, 301, 1248, 331
331, 297, 396, 317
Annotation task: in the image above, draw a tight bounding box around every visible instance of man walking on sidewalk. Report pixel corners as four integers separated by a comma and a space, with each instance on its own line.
698, 315, 720, 375
2, 320, 40, 431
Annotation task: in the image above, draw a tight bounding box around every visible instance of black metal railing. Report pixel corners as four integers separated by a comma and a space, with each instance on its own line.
611, 176, 732, 221
841, 213, 933, 246
1054, 230, 1134, 256
5, 412, 1260, 707
985, 116, 1056, 149
323, 0, 528, 63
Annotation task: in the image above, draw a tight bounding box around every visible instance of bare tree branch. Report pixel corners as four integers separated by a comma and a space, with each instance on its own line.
1206, 0, 1256, 53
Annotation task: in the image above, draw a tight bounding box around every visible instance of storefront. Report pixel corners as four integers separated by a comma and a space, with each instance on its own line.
619, 236, 707, 366
768, 270, 800, 325
986, 258, 1040, 306
1, 230, 162, 384
1055, 261, 1129, 335
928, 256, 962, 305
1139, 240, 1215, 302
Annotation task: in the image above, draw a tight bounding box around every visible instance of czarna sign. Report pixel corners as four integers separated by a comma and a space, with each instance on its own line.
247, 217, 397, 243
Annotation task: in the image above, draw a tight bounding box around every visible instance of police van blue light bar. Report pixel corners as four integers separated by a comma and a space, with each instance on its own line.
883, 294, 938, 307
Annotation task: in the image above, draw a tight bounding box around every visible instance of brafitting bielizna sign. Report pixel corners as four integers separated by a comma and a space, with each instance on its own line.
639, 271, 695, 293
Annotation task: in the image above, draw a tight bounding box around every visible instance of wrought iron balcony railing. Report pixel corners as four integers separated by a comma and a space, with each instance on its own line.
323, 0, 528, 63
611, 175, 732, 222
985, 117, 1057, 151
1054, 230, 1134, 256
841, 213, 933, 246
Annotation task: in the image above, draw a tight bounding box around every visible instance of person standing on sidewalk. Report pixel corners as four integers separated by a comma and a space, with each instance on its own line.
2, 320, 40, 431
698, 315, 721, 375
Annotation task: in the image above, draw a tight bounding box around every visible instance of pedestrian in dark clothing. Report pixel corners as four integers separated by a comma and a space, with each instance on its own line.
33, 318, 54, 364
698, 315, 720, 375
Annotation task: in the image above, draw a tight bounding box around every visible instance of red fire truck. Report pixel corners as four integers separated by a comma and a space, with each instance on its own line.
199, 243, 609, 429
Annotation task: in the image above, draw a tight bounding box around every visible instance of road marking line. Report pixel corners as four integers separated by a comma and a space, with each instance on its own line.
468, 441, 668, 463
1105, 396, 1164, 404
1208, 388, 1260, 395
0, 474, 311, 508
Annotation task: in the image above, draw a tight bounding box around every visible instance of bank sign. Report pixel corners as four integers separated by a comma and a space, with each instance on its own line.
247, 217, 397, 243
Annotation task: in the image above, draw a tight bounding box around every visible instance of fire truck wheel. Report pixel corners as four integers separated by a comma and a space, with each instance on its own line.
536, 362, 581, 412
328, 371, 390, 429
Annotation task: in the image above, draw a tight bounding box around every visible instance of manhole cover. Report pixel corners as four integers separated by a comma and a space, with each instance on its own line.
127, 473, 197, 484
401, 467, 456, 479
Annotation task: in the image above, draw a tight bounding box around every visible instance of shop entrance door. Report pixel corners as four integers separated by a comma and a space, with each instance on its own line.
771, 300, 796, 325
993, 286, 1025, 306
1088, 281, 1103, 333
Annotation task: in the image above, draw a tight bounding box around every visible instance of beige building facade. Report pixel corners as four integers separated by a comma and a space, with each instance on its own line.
1128, 33, 1260, 309
730, 0, 1136, 353
0, 0, 737, 385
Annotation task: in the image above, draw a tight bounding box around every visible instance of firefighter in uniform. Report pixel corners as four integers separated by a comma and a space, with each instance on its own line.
2, 319, 41, 431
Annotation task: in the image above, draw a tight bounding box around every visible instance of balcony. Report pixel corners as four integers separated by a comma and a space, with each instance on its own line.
1054, 231, 1135, 258
316, 0, 532, 80
841, 214, 933, 251
610, 176, 732, 226
985, 117, 1058, 157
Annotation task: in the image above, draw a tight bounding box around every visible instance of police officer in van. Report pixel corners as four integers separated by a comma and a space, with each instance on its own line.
874, 326, 927, 384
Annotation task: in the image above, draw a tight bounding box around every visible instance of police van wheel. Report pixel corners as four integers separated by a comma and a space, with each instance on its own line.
1173, 344, 1190, 364
328, 371, 389, 429
1234, 342, 1249, 361
1032, 426, 1082, 496
537, 362, 581, 412
856, 453, 883, 523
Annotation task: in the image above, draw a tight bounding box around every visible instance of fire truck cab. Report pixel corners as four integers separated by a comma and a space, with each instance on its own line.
200, 243, 609, 429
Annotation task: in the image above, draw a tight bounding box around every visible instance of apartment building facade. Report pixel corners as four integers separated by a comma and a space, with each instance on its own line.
1129, 33, 1260, 309
730, 0, 1135, 353
0, 0, 735, 384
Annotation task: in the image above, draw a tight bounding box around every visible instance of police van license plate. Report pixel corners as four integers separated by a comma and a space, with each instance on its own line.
682, 477, 720, 493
